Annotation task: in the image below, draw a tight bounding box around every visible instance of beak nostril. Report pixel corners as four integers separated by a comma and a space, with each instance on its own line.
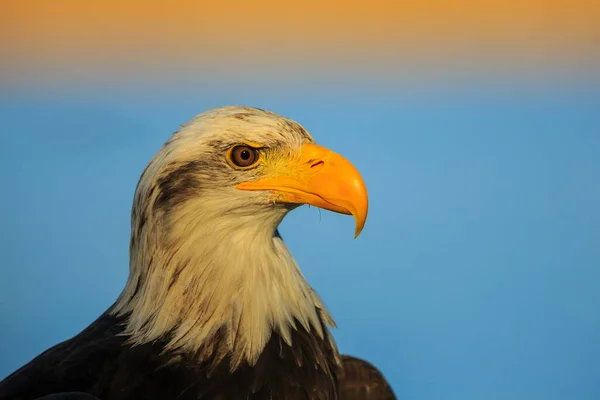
310, 160, 325, 169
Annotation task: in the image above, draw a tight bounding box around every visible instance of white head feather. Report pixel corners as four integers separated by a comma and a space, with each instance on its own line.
112, 106, 337, 369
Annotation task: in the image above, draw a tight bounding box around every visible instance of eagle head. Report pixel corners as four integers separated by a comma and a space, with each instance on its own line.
113, 106, 368, 368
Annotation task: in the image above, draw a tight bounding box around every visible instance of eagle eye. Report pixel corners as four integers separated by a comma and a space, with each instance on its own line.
228, 145, 259, 168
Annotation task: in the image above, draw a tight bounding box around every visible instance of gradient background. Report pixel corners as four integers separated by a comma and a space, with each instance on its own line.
1, 1, 599, 399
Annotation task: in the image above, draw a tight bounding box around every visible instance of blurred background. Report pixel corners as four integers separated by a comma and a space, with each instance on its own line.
1, 1, 599, 399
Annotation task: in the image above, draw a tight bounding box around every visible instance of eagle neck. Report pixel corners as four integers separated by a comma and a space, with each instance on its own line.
113, 207, 338, 370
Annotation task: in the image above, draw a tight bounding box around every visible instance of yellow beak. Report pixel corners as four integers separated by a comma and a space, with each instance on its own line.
236, 143, 368, 237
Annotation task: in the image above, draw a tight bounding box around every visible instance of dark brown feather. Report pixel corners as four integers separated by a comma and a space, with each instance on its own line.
338, 355, 397, 400
0, 308, 341, 400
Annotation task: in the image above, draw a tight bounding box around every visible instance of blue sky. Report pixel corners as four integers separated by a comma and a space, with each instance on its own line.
1, 82, 599, 399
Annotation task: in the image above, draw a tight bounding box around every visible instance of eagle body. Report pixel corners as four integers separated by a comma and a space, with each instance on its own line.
0, 312, 339, 400
0, 107, 395, 399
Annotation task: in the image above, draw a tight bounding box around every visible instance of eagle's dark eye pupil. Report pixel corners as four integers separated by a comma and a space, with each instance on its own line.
229, 145, 258, 168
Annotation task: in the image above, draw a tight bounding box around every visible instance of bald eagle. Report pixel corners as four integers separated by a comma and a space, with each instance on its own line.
0, 107, 395, 400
